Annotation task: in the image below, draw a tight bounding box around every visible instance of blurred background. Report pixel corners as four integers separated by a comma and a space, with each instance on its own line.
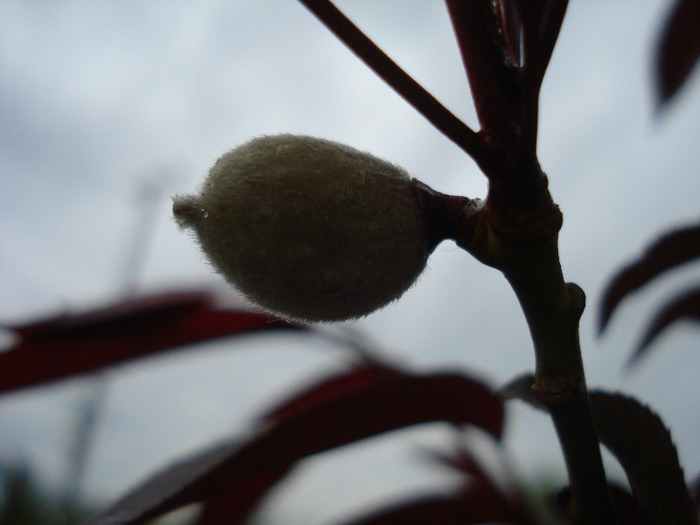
1, 1, 699, 523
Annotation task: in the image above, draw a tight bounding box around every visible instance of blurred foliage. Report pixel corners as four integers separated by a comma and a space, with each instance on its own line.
0, 462, 95, 525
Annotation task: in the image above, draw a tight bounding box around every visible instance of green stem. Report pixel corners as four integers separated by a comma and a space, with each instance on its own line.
498, 233, 615, 524
453, 197, 615, 523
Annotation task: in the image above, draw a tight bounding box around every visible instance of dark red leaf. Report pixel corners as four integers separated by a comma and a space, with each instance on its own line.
445, 0, 520, 134
85, 369, 503, 525
0, 290, 303, 394
629, 286, 700, 367
195, 469, 289, 525
233, 370, 504, 482
421, 442, 508, 489
418, 445, 531, 522
83, 435, 292, 525
334, 493, 526, 525
598, 222, 700, 333
589, 391, 697, 525
655, 0, 700, 108
254, 369, 505, 452
339, 446, 529, 525
261, 360, 396, 425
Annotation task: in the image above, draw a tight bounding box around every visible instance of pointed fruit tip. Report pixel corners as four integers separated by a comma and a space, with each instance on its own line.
172, 194, 207, 229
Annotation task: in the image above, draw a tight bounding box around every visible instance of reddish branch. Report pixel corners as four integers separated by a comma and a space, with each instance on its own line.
298, 0, 492, 167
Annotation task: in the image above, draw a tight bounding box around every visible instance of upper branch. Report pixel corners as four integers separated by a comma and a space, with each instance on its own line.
298, 0, 492, 167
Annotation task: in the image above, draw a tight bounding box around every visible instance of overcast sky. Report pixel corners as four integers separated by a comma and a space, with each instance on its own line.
1, 1, 699, 523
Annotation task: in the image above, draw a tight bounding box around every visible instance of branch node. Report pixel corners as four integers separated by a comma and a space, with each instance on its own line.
533, 374, 573, 406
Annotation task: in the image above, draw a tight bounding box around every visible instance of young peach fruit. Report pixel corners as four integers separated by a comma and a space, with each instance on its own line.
173, 134, 431, 322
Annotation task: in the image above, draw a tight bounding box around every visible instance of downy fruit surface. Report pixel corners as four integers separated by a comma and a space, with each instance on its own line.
173, 134, 430, 322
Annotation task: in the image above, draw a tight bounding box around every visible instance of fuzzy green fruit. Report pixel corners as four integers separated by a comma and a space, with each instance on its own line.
173, 134, 431, 322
